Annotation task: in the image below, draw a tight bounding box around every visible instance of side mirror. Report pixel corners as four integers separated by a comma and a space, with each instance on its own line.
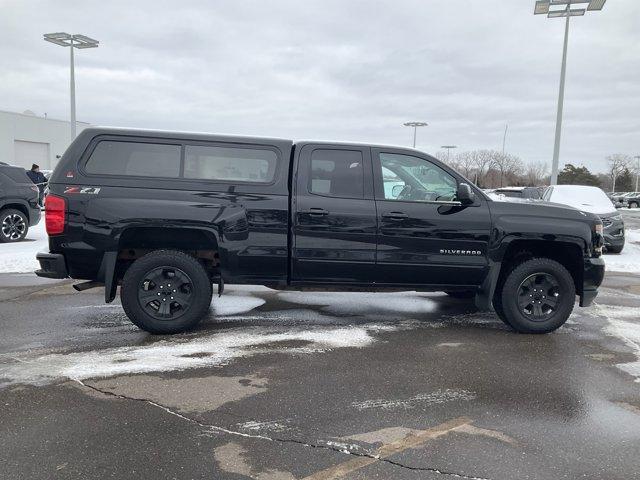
391, 184, 404, 198
457, 183, 475, 205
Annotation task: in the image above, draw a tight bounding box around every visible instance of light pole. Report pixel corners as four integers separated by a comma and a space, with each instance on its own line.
403, 122, 428, 148
534, 0, 606, 185
441, 145, 457, 162
502, 124, 508, 155
44, 33, 99, 140
635, 155, 640, 191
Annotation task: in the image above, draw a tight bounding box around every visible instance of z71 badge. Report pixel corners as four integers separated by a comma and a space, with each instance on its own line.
64, 186, 101, 194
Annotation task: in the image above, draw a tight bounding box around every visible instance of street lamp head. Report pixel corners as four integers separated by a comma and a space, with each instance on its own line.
534, 0, 605, 17
43, 32, 72, 46
441, 145, 457, 149
72, 34, 99, 49
44, 32, 99, 48
403, 122, 428, 128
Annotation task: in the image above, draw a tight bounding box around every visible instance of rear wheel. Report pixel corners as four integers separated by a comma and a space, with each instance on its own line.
499, 258, 575, 334
121, 250, 213, 334
628, 201, 638, 209
0, 209, 28, 243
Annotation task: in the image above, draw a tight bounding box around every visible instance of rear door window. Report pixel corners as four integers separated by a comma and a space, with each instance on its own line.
309, 149, 364, 198
85, 141, 181, 177
184, 145, 278, 183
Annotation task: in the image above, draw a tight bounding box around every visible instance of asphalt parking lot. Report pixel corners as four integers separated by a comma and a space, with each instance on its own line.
1, 212, 639, 480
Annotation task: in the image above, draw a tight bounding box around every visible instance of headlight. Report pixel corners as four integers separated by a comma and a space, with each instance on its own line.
611, 214, 622, 221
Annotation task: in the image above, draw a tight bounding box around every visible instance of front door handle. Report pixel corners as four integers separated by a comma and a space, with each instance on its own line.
302, 208, 329, 216
382, 212, 408, 220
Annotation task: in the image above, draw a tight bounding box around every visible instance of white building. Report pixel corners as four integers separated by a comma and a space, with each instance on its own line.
0, 110, 90, 170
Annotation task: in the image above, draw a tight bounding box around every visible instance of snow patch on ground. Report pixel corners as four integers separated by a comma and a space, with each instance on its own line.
277, 290, 437, 316
212, 295, 266, 316
0, 324, 398, 387
351, 388, 476, 410
598, 304, 640, 382
0, 221, 46, 273
605, 228, 640, 273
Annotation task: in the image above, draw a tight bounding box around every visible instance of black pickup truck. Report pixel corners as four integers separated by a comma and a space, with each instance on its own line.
36, 127, 605, 334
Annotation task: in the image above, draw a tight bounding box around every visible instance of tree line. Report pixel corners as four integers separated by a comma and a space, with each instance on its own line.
434, 149, 638, 191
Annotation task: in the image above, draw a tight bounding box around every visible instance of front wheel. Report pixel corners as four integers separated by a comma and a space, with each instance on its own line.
499, 258, 575, 334
628, 202, 638, 209
120, 250, 213, 334
0, 209, 29, 243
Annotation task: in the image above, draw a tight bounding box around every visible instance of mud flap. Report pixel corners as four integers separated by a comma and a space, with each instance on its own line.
97, 251, 118, 303
475, 261, 501, 311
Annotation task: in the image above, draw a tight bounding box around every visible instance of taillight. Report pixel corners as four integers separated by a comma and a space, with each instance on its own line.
45, 194, 66, 235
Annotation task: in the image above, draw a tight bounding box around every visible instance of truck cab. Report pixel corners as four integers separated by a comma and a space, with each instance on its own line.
36, 127, 605, 334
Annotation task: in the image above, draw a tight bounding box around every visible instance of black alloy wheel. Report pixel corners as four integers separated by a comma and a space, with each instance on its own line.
517, 273, 560, 321
138, 266, 194, 320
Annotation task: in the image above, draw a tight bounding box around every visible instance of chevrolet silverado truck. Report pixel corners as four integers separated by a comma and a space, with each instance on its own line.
36, 127, 605, 334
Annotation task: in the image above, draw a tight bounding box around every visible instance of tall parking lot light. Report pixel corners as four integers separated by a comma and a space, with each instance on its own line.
44, 33, 99, 140
441, 145, 457, 162
534, 0, 607, 185
403, 122, 428, 148
635, 155, 640, 191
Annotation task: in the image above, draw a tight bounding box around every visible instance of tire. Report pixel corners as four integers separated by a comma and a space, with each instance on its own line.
629, 202, 638, 209
444, 290, 476, 299
499, 258, 575, 334
607, 245, 624, 254
492, 289, 511, 328
0, 208, 29, 243
120, 250, 213, 334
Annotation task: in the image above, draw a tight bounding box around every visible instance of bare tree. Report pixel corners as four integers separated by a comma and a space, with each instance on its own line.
524, 161, 549, 186
455, 151, 476, 180
493, 152, 524, 187
471, 150, 496, 187
607, 154, 631, 192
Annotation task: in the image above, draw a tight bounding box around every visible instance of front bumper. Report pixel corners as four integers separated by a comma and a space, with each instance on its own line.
580, 257, 605, 307
35, 251, 68, 279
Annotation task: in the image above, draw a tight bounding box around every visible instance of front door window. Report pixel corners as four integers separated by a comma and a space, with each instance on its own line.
380, 153, 457, 202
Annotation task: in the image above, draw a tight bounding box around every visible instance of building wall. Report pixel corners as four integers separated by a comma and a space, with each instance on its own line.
0, 110, 90, 170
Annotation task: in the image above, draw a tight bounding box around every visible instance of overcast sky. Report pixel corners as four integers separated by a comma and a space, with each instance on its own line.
1, 0, 638, 172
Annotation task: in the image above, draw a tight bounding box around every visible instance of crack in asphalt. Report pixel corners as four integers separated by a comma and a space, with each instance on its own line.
73, 378, 493, 480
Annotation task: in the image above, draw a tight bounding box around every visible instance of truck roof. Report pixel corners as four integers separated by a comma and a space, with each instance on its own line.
79, 127, 429, 155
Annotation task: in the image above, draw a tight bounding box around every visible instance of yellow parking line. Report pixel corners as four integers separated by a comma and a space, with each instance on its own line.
301, 417, 471, 480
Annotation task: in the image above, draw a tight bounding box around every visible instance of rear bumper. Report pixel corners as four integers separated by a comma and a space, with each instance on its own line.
35, 251, 68, 279
28, 205, 41, 227
580, 257, 605, 307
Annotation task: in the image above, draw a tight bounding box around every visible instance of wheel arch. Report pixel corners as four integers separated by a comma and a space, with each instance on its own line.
496, 239, 584, 297
0, 202, 30, 221
101, 225, 222, 303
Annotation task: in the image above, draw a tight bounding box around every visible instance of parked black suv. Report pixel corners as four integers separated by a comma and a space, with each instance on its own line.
0, 163, 41, 242
36, 128, 605, 334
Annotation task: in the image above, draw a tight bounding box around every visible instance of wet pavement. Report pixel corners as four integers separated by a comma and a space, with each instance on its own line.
0, 270, 639, 479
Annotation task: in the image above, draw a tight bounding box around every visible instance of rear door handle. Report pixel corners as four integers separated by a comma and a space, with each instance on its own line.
382, 212, 408, 220
302, 208, 329, 216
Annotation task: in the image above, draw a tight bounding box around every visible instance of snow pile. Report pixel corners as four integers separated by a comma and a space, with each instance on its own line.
278, 290, 437, 316
599, 304, 640, 382
212, 295, 266, 316
605, 228, 640, 273
0, 221, 47, 273
0, 323, 398, 387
